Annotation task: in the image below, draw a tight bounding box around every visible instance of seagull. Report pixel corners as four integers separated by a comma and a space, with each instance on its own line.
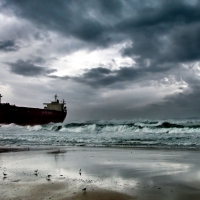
46, 175, 52, 180
82, 187, 86, 192
60, 174, 65, 178
3, 172, 7, 176
79, 169, 81, 176
34, 169, 38, 175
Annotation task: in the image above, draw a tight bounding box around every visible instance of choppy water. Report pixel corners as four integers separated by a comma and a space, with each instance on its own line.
1, 119, 200, 149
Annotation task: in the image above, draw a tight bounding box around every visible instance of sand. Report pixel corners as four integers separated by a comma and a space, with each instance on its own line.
1, 146, 200, 200
1, 181, 136, 200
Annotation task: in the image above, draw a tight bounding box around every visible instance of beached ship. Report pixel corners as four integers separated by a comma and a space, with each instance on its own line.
0, 94, 67, 125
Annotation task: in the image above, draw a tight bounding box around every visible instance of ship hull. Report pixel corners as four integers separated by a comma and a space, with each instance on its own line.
0, 104, 67, 126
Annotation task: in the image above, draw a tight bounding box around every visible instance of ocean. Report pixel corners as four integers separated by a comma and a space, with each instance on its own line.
1, 118, 200, 149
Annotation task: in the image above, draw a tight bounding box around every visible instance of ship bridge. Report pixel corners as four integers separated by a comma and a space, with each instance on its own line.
43, 95, 66, 112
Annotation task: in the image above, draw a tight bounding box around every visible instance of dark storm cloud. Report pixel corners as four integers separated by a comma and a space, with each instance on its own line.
0, 40, 19, 51
2, 0, 112, 46
119, 1, 200, 67
3, 0, 200, 67
98, 0, 123, 16
121, 23, 200, 65
63, 62, 179, 88
60, 66, 153, 88
6, 59, 57, 76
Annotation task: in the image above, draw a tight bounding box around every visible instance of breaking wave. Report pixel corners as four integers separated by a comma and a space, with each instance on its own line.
1, 119, 200, 149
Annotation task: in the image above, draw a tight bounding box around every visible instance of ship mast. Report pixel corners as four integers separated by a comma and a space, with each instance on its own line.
54, 94, 57, 102
0, 94, 2, 104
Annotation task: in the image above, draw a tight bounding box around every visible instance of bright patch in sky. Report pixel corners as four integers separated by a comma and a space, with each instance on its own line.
51, 42, 135, 76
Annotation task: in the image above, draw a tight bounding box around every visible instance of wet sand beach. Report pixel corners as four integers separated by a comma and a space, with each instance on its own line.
1, 147, 200, 200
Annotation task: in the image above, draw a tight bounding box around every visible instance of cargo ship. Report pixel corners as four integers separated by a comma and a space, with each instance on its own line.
0, 94, 67, 126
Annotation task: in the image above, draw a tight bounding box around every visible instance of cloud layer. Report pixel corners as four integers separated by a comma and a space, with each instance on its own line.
1, 0, 200, 121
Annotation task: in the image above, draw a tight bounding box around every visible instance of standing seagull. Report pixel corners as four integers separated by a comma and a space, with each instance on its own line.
79, 169, 81, 176
3, 172, 7, 177
34, 169, 38, 175
82, 187, 86, 192
46, 174, 52, 180
60, 174, 65, 178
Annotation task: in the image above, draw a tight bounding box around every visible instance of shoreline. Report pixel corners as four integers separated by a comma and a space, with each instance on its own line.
1, 145, 200, 153
0, 147, 31, 153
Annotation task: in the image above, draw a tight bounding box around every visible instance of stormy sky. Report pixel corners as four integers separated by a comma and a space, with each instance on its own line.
1, 0, 200, 122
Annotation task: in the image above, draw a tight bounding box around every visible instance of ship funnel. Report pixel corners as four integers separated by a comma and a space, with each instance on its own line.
0, 94, 2, 104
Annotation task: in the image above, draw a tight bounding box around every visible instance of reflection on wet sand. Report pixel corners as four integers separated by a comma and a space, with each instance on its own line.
1, 147, 200, 200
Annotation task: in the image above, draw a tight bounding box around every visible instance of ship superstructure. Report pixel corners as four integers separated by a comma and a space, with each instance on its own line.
43, 94, 66, 112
